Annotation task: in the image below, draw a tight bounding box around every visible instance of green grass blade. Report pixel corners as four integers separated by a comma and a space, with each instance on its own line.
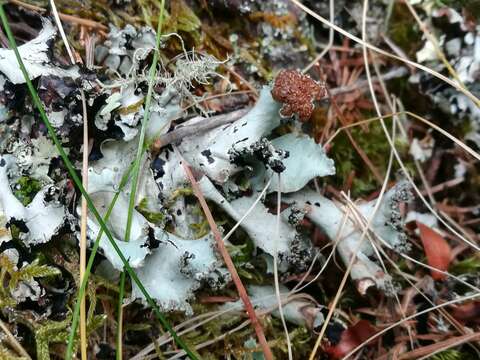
116, 1, 166, 358
66, 162, 133, 358
0, 6, 198, 360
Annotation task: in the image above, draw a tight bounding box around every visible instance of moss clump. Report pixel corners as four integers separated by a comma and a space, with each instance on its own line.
387, 3, 422, 58
329, 118, 410, 197
14, 176, 42, 206
137, 198, 165, 225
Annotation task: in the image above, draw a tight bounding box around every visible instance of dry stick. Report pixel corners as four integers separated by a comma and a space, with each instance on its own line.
9, 0, 108, 31
0, 318, 31, 359
273, 174, 293, 360
151, 67, 407, 152
413, 333, 480, 360
151, 107, 249, 150
178, 155, 274, 360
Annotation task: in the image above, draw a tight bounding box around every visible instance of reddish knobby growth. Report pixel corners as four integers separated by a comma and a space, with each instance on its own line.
271, 69, 326, 121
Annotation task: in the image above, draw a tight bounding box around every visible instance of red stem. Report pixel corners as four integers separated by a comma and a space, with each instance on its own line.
180, 160, 274, 360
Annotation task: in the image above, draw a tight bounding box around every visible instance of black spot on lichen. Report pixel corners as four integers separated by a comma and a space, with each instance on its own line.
228, 138, 288, 173
0, 158, 5, 167
201, 149, 215, 164
234, 137, 249, 145
314, 202, 320, 207
152, 157, 166, 178
142, 227, 160, 250
8, 218, 29, 233
176, 209, 182, 216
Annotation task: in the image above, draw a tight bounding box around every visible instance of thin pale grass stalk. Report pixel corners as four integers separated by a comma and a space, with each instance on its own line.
273, 174, 293, 360
164, 293, 314, 360
177, 151, 274, 360
341, 292, 480, 359
342, 187, 480, 292
0, 8, 196, 360
402, 0, 466, 89
222, 178, 272, 243
324, 110, 480, 162
303, 0, 334, 73
0, 318, 31, 359
381, 34, 413, 70
288, 0, 480, 108
357, 0, 480, 257
49, 0, 75, 64
290, 0, 480, 107
79, 90, 88, 360
361, 0, 480, 292
341, 119, 415, 350
309, 111, 396, 360
116, 2, 165, 358
291, 213, 350, 293
45, 3, 90, 357
344, 203, 480, 357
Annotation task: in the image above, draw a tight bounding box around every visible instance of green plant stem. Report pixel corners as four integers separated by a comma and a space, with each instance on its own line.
116, 1, 165, 359
67, 162, 133, 358
0, 5, 197, 360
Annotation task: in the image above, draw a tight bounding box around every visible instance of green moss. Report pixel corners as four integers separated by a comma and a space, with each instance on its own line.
387, 3, 422, 58
14, 176, 42, 206
450, 255, 480, 275
329, 118, 410, 197
431, 349, 477, 360
137, 198, 165, 225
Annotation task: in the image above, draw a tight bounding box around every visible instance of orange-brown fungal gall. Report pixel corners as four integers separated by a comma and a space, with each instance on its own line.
271, 70, 326, 121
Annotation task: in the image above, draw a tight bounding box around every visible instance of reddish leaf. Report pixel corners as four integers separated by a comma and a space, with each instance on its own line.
417, 222, 452, 280
451, 301, 480, 325
325, 320, 377, 359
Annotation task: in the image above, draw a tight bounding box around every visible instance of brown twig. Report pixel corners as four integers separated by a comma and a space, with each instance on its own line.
397, 332, 480, 360
178, 154, 273, 360
151, 67, 407, 152
9, 0, 108, 31
151, 107, 249, 151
